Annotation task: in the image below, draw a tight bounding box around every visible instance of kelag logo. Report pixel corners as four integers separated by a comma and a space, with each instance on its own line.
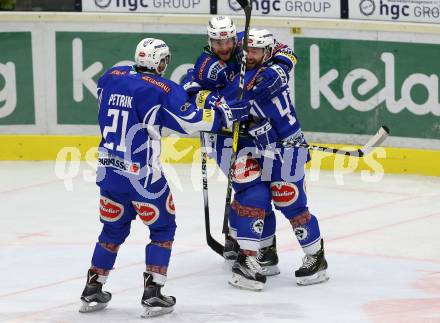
294, 37, 440, 139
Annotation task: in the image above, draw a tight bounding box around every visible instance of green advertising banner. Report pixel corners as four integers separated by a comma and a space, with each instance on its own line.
294, 37, 440, 139
0, 32, 35, 125
56, 32, 206, 125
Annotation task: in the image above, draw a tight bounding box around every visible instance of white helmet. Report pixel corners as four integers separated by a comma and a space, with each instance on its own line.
134, 38, 170, 75
207, 16, 237, 47
247, 28, 275, 63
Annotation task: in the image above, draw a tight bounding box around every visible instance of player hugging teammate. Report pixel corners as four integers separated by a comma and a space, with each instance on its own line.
182, 16, 329, 291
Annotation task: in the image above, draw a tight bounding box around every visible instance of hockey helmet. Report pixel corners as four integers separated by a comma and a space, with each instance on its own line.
247, 28, 275, 63
134, 38, 170, 75
207, 16, 237, 49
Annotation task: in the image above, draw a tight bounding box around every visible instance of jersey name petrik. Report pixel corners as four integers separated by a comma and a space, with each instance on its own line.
108, 94, 133, 109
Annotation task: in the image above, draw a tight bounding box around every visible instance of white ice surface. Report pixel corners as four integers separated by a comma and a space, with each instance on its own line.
0, 162, 439, 323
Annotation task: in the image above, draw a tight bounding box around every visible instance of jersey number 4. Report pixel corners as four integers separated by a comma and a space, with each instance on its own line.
103, 108, 129, 152
272, 91, 296, 126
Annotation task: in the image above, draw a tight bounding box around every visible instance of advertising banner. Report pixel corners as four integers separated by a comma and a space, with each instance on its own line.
350, 0, 440, 23
294, 37, 440, 139
0, 32, 35, 125
218, 0, 340, 18
56, 32, 206, 125
82, 0, 209, 14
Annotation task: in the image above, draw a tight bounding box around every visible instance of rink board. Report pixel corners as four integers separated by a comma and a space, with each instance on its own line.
0, 135, 438, 177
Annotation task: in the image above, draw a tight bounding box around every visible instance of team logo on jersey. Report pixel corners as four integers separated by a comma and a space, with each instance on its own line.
208, 61, 226, 81
271, 182, 299, 207
133, 201, 160, 225
233, 156, 261, 183
180, 102, 191, 112
251, 219, 264, 235
294, 227, 308, 241
99, 197, 124, 222
166, 192, 175, 215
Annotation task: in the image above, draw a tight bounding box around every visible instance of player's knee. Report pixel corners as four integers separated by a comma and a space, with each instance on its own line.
149, 223, 177, 242
99, 223, 131, 245
234, 182, 271, 211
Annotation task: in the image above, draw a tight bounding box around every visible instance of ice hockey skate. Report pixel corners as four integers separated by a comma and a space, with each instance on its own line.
141, 273, 176, 318
229, 251, 267, 291
223, 235, 239, 260
295, 239, 329, 286
79, 269, 112, 313
257, 237, 280, 276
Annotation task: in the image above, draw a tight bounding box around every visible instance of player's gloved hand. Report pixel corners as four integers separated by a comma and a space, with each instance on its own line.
253, 66, 288, 104
272, 47, 297, 74
248, 119, 278, 151
181, 68, 202, 94
216, 98, 249, 128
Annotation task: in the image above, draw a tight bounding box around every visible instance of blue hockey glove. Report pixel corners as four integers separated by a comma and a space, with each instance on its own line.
253, 66, 288, 104
216, 99, 249, 128
181, 68, 202, 94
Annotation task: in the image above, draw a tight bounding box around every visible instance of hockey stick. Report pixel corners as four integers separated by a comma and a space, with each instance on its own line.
203, 124, 388, 256
200, 133, 224, 256
294, 126, 390, 157
221, 0, 252, 239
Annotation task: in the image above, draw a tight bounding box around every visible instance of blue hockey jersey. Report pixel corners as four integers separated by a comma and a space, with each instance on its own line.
96, 65, 224, 193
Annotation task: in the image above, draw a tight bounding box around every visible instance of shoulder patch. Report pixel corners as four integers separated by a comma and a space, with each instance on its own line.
109, 69, 128, 76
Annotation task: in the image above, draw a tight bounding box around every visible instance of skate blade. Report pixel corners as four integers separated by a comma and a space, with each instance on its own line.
296, 270, 329, 286
141, 305, 174, 318
79, 300, 108, 313
228, 273, 264, 291
261, 265, 280, 276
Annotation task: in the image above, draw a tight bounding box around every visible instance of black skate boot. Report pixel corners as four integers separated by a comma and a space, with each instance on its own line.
257, 237, 280, 276
229, 251, 267, 291
223, 235, 239, 260
141, 273, 176, 318
79, 269, 112, 313
295, 239, 329, 286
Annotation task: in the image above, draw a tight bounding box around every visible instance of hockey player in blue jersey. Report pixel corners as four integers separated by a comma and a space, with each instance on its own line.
182, 16, 298, 275
219, 29, 329, 291
79, 38, 249, 316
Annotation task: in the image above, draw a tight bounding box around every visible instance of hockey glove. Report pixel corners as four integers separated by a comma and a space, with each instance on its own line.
272, 47, 297, 74
216, 98, 249, 129
253, 66, 288, 104
181, 68, 202, 94
248, 119, 278, 151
